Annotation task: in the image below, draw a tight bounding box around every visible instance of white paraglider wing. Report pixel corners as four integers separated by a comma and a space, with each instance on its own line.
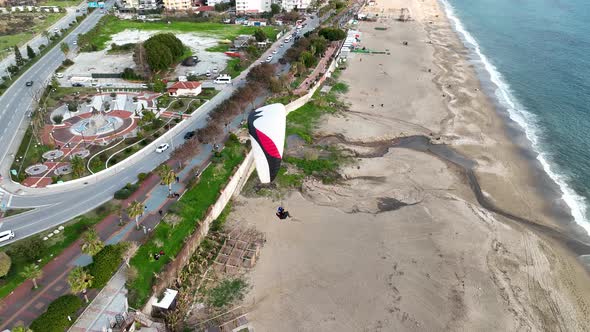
247, 103, 286, 183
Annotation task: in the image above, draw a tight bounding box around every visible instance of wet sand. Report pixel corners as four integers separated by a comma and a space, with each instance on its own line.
230, 0, 590, 330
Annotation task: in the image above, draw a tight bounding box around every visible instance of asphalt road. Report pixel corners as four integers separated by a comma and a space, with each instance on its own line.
0, 11, 322, 245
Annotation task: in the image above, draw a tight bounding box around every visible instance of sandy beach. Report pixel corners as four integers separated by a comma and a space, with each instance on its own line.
227, 0, 590, 330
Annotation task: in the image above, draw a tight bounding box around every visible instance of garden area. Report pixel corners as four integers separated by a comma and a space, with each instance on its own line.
0, 202, 119, 300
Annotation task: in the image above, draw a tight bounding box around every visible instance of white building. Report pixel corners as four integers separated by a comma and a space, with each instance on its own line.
236, 0, 271, 13
168, 81, 202, 97
206, 0, 231, 6
281, 0, 310, 11
163, 0, 191, 10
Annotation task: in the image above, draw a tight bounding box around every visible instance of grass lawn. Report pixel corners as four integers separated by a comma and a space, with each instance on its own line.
128, 138, 246, 308
224, 58, 243, 78
0, 202, 119, 299
0, 13, 65, 58
205, 43, 231, 53
11, 127, 52, 181
41, 0, 83, 7
79, 15, 280, 52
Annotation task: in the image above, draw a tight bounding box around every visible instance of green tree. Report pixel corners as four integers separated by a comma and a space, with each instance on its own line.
70, 155, 85, 178
42, 30, 50, 43
0, 252, 11, 277
26, 45, 35, 59
20, 263, 42, 289
80, 229, 104, 256
9, 237, 46, 262
127, 200, 144, 229
14, 45, 24, 66
68, 267, 93, 302
60, 42, 69, 57
143, 33, 184, 71
319, 27, 347, 41
157, 164, 176, 197
11, 325, 32, 332
254, 28, 267, 42
152, 77, 166, 93
271, 3, 280, 15
300, 51, 317, 68
67, 101, 78, 113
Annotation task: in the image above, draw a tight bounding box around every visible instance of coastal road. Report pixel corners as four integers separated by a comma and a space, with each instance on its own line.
0, 1, 89, 79
0, 12, 322, 245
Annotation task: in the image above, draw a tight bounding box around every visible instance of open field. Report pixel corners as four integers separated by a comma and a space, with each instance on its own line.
79, 15, 280, 52
0, 13, 64, 54
41, 0, 82, 7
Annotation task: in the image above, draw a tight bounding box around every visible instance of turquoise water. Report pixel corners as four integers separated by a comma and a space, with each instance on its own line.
440, 0, 590, 234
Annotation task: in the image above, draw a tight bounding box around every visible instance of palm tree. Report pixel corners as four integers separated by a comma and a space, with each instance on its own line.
60, 42, 69, 58
68, 267, 93, 303
20, 264, 42, 289
11, 325, 32, 332
71, 155, 85, 178
42, 30, 50, 44
127, 200, 144, 229
123, 241, 138, 267
81, 229, 104, 256
157, 164, 176, 197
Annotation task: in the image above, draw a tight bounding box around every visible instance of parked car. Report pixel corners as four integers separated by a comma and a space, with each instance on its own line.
184, 131, 195, 140
0, 230, 15, 243
155, 143, 170, 153
266, 55, 273, 62
272, 50, 278, 54
72, 40, 77, 45
25, 81, 33, 87
72, 82, 83, 87
55, 73, 64, 78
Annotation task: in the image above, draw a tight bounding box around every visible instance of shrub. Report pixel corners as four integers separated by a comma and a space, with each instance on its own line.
113, 183, 139, 200
0, 252, 11, 277
62, 59, 74, 66
8, 237, 46, 262
29, 294, 82, 332
87, 243, 127, 288
52, 114, 64, 124
137, 172, 148, 182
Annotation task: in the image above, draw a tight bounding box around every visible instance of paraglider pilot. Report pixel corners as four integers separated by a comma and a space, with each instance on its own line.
276, 206, 291, 220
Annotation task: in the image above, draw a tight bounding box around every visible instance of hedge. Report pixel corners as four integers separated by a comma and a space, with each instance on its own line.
30, 295, 82, 332
114, 183, 140, 200
87, 243, 127, 289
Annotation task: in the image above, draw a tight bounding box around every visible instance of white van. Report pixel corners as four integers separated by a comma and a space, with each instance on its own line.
214, 74, 232, 84
0, 230, 15, 243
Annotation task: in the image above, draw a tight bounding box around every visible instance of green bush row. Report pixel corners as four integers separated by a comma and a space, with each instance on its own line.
30, 295, 82, 332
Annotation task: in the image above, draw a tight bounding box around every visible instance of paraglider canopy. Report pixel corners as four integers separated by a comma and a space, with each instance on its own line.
248, 103, 286, 183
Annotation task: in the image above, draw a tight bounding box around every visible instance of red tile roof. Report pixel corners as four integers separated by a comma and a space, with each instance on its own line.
168, 81, 202, 90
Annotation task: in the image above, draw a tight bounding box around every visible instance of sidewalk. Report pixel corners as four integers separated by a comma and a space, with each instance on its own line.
0, 145, 212, 330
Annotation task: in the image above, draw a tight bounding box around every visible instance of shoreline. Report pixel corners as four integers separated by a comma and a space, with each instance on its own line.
436, 0, 590, 242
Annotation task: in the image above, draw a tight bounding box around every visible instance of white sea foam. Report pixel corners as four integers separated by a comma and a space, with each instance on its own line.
439, 0, 590, 235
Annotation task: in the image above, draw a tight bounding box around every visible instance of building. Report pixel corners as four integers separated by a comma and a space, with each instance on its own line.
280, 0, 310, 11
236, 0, 270, 13
163, 0, 190, 10
168, 81, 202, 97
206, 0, 230, 6
120, 0, 162, 11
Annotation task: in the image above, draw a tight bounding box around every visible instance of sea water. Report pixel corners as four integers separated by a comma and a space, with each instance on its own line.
440, 0, 590, 234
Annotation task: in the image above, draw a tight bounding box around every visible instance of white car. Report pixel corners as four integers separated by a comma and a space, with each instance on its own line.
279, 43, 284, 47
266, 55, 273, 62
73, 40, 77, 45
272, 50, 278, 54
155, 143, 170, 153
55, 73, 64, 78
0, 230, 15, 243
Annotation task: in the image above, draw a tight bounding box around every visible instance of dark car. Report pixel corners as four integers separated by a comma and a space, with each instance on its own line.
25, 81, 33, 87
72, 83, 83, 87
184, 131, 195, 140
